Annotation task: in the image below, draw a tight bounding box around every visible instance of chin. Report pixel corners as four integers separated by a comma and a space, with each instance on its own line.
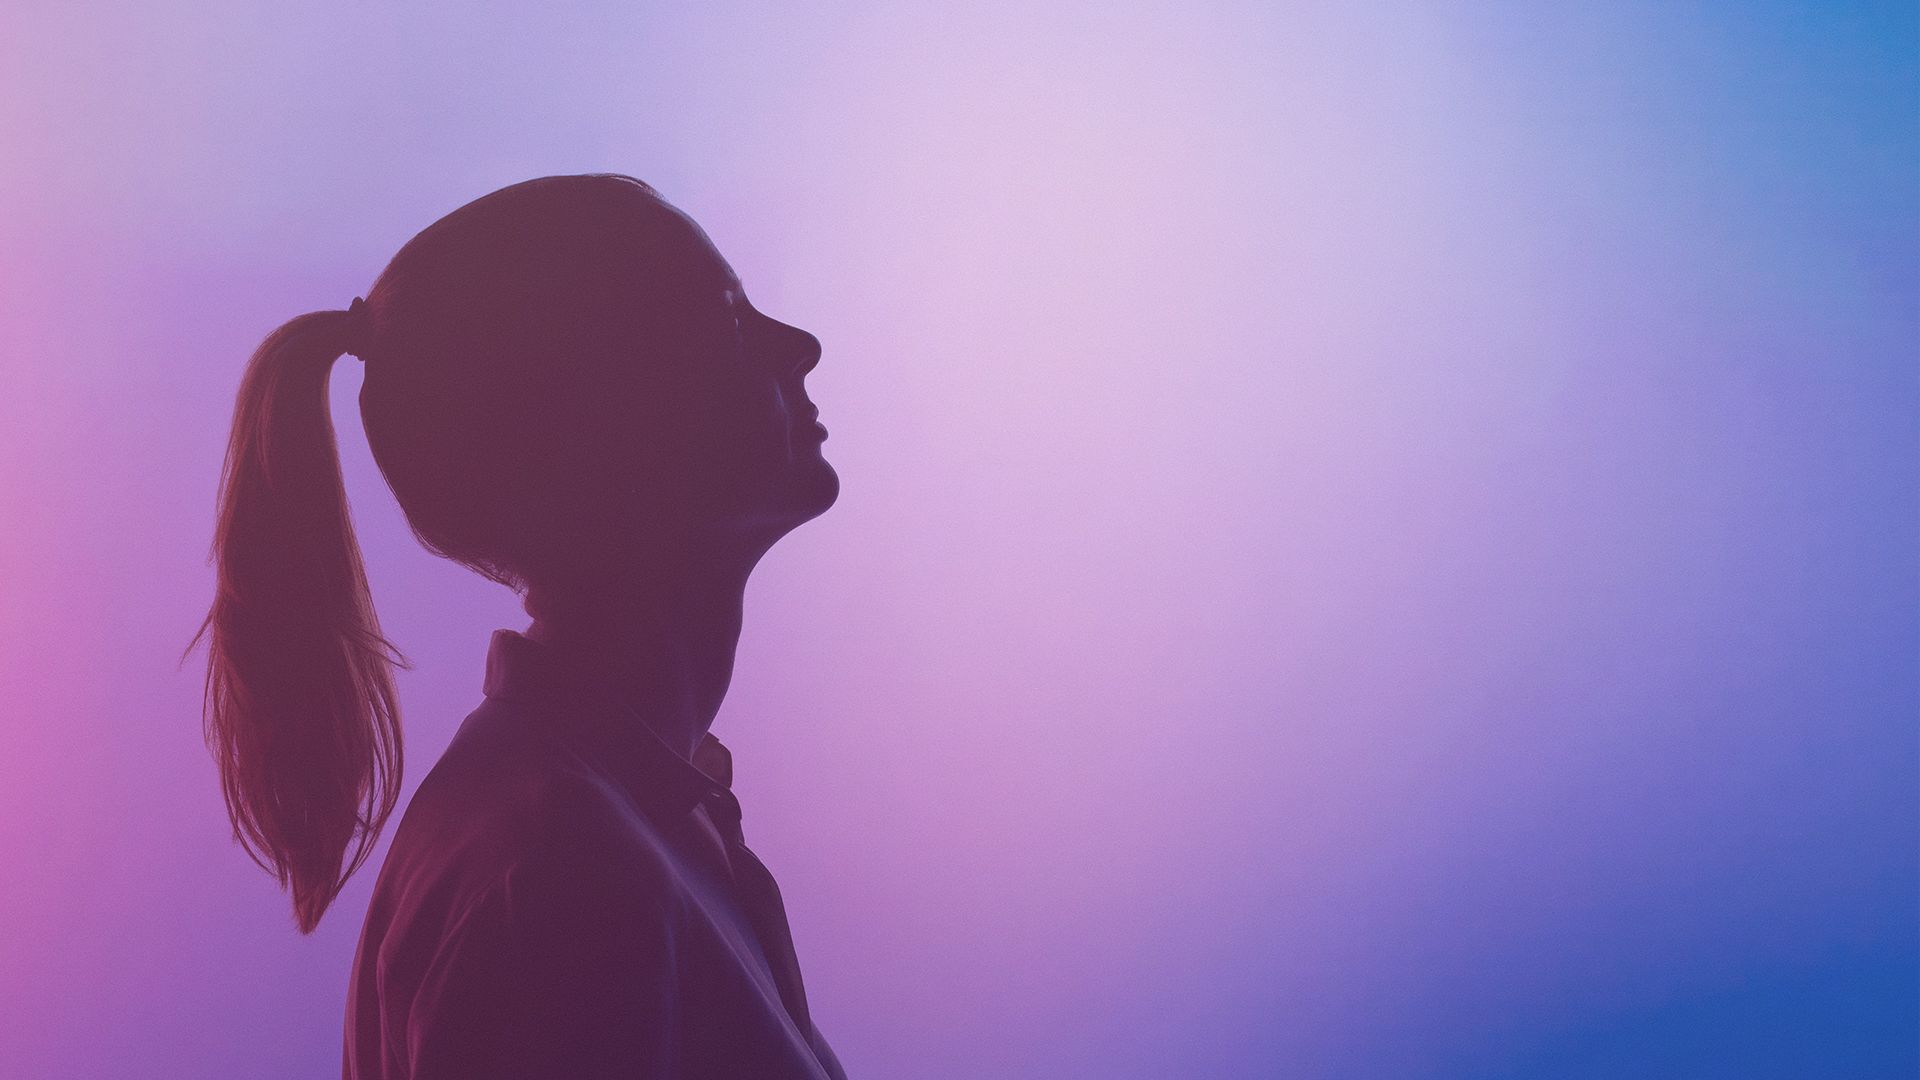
788, 454, 840, 522
742, 454, 838, 538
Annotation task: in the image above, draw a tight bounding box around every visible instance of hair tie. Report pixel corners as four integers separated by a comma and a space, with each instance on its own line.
343, 296, 372, 361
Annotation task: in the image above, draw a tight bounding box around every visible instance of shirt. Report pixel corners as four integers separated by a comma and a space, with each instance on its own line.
344, 629, 848, 1080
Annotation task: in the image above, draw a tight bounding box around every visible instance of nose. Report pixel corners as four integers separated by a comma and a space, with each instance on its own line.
744, 310, 820, 380
783, 324, 821, 378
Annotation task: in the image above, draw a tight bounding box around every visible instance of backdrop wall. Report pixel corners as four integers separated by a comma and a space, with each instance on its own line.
1, 3, 1914, 1077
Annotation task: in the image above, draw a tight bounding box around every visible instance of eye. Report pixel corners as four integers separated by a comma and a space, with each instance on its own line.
719, 290, 745, 346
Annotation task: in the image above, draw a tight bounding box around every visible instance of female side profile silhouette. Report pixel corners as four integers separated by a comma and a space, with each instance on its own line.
194, 174, 847, 1079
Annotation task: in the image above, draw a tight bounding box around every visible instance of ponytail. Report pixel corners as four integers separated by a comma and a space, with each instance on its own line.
190, 308, 407, 933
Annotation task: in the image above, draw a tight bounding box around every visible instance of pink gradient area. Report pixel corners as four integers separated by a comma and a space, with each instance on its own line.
1, 3, 1913, 1078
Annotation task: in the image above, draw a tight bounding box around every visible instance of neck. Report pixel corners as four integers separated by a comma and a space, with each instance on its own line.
522, 554, 753, 760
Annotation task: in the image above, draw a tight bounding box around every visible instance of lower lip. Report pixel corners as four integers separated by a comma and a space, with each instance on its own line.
805, 420, 827, 439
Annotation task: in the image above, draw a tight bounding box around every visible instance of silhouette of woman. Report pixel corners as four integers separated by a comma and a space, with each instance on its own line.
194, 174, 846, 1078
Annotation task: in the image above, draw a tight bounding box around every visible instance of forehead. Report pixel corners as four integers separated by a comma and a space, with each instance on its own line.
629, 190, 742, 295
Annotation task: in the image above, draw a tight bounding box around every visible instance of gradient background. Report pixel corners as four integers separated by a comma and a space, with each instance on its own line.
1, 3, 1914, 1078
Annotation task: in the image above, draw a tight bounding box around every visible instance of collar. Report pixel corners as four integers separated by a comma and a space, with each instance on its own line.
480, 628, 730, 821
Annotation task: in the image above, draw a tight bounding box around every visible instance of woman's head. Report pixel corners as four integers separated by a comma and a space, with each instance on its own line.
362, 173, 837, 591
195, 174, 835, 930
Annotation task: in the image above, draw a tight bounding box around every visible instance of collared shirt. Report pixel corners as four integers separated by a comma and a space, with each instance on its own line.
344, 629, 848, 1080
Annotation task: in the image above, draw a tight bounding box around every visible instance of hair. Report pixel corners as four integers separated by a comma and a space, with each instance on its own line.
191, 309, 407, 934
192, 174, 699, 932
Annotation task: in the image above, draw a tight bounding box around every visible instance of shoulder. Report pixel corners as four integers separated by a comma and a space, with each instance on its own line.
376, 698, 679, 917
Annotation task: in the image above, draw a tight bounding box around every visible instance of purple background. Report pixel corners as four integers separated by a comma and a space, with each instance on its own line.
0, 3, 1914, 1077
